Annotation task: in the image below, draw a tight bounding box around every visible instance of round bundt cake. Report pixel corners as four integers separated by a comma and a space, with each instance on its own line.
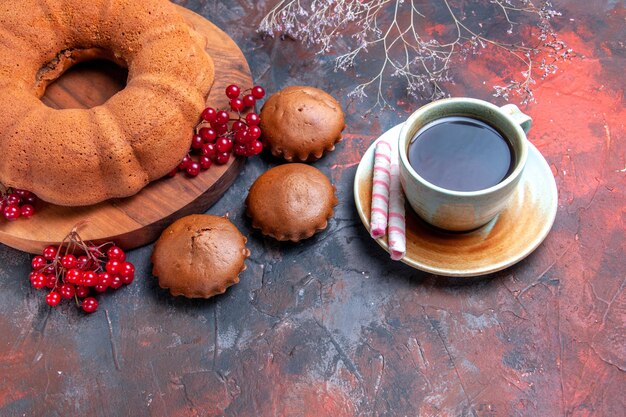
0, 0, 214, 206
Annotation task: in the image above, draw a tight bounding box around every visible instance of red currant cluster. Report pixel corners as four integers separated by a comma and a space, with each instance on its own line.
29, 228, 135, 313
170, 84, 266, 177
0, 187, 37, 221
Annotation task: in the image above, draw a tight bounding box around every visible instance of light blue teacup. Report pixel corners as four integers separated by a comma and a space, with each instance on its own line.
398, 98, 532, 232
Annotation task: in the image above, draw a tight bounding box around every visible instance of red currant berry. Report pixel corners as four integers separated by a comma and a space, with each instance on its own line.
75, 256, 88, 269
247, 125, 262, 140
61, 254, 77, 269
20, 204, 35, 218
6, 193, 21, 205
75, 285, 90, 298
178, 155, 192, 170
191, 134, 204, 150
43, 264, 55, 275
30, 272, 46, 289
202, 143, 217, 158
200, 155, 212, 170
98, 272, 112, 285
243, 94, 256, 107
251, 86, 266, 99
82, 271, 98, 286
45, 274, 57, 289
215, 152, 230, 165
199, 127, 217, 142
201, 107, 217, 122
94, 284, 107, 293
232, 120, 246, 131
216, 137, 233, 153
65, 269, 83, 284
81, 297, 98, 313
246, 112, 261, 126
230, 98, 245, 112
248, 140, 264, 156
121, 274, 134, 285
46, 292, 61, 307
31, 256, 46, 270
214, 123, 229, 135
110, 275, 123, 290
107, 246, 126, 262
43, 245, 58, 261
225, 84, 241, 99
106, 260, 122, 275
14, 189, 30, 197
98, 272, 112, 287
234, 144, 247, 156
0, 200, 5, 213
186, 162, 201, 177
24, 194, 37, 205
215, 110, 230, 125
4, 204, 21, 220
59, 283, 76, 299
234, 129, 249, 144
120, 262, 135, 278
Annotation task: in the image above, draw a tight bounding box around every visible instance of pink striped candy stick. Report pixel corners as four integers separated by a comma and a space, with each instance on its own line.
370, 139, 392, 238
388, 147, 406, 260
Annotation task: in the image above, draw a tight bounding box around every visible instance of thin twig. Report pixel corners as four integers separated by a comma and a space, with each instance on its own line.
258, 0, 572, 110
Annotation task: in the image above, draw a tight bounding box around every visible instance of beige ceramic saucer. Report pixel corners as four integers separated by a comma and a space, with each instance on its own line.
354, 124, 558, 277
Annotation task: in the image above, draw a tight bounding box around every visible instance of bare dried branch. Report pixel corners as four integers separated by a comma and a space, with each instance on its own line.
258, 0, 573, 110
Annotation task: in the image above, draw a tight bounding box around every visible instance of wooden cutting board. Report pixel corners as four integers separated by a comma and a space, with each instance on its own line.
0, 6, 252, 254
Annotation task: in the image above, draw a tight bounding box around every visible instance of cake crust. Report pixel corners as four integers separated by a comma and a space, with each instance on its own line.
0, 0, 215, 206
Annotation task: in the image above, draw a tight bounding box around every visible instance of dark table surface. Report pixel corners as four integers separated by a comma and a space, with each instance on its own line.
1, 1, 624, 416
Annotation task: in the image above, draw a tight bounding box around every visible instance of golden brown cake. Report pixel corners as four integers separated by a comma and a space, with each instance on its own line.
0, 0, 214, 206
151, 215, 250, 299
246, 163, 338, 241
259, 86, 345, 162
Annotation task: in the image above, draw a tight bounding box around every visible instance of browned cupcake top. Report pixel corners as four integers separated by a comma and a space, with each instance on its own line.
151, 214, 249, 298
246, 164, 338, 241
259, 86, 345, 162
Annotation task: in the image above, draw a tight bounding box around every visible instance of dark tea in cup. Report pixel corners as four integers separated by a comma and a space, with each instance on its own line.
398, 98, 531, 231
407, 116, 514, 192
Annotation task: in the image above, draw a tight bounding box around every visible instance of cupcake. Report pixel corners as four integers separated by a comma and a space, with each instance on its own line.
260, 86, 345, 162
246, 163, 338, 241
151, 214, 249, 298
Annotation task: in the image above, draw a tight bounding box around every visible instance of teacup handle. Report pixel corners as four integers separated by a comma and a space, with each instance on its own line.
500, 104, 532, 134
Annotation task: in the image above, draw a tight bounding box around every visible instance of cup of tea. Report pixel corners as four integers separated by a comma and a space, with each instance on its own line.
398, 97, 532, 232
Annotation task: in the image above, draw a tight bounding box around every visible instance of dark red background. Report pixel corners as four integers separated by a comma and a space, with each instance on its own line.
1, 1, 624, 416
